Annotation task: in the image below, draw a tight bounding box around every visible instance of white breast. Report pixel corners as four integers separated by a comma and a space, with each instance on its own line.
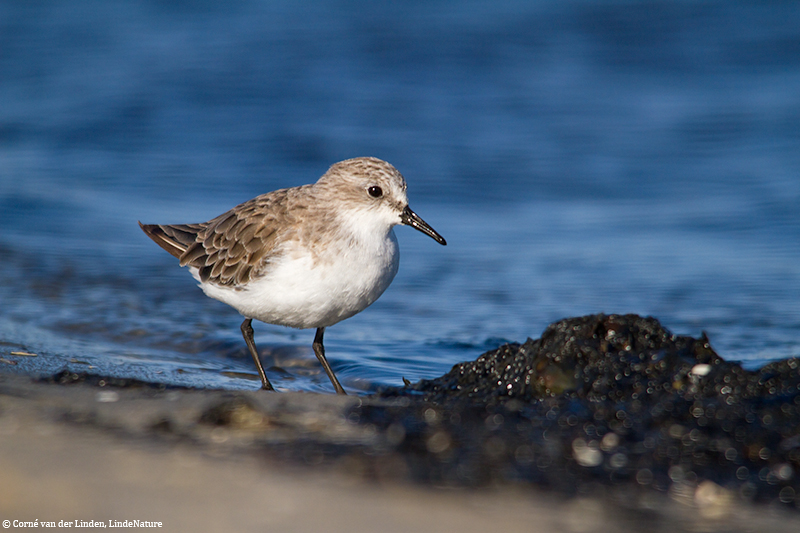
192, 227, 400, 329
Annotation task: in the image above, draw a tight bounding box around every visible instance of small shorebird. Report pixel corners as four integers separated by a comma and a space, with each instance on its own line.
139, 157, 446, 394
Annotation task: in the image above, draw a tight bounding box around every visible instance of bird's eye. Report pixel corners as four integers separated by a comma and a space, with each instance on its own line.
368, 186, 383, 198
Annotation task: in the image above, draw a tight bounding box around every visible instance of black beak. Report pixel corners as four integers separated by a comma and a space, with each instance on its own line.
400, 206, 447, 245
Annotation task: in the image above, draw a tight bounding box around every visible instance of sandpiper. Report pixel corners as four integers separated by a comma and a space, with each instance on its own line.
139, 157, 446, 394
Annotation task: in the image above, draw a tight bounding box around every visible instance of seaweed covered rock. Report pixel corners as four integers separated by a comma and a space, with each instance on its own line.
393, 314, 798, 406
367, 314, 800, 505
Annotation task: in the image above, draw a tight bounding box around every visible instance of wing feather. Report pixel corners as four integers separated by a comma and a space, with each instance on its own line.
139, 188, 297, 287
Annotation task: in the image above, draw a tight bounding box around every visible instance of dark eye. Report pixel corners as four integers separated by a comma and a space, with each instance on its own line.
368, 185, 383, 198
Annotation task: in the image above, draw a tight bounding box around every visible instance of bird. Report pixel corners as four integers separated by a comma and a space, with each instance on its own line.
139, 157, 446, 394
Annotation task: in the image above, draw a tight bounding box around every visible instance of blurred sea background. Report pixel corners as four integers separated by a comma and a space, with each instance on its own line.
1, 0, 798, 393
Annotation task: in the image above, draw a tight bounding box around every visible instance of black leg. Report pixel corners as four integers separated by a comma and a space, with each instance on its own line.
312, 327, 346, 395
240, 318, 275, 391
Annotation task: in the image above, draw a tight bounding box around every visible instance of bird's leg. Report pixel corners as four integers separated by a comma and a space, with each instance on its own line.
312, 327, 346, 395
240, 318, 275, 391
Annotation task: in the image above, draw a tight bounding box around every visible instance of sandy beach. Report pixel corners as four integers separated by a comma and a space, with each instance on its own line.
1, 372, 798, 533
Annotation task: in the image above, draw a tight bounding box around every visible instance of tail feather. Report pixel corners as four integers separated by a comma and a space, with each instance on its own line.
139, 221, 203, 260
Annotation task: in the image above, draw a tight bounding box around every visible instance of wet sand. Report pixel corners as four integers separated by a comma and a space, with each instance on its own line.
2, 372, 799, 532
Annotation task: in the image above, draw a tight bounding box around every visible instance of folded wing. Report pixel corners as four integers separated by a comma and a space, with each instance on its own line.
139, 192, 288, 287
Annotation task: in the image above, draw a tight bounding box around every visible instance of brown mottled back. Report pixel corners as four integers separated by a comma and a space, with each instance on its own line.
140, 186, 310, 287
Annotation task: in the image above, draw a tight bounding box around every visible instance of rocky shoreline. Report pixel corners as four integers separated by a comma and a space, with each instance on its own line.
373, 314, 800, 503
2, 314, 799, 531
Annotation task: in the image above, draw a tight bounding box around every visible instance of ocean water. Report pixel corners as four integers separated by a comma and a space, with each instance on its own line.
1, 0, 798, 393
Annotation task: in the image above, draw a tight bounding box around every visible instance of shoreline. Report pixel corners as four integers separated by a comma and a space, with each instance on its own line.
1, 371, 799, 532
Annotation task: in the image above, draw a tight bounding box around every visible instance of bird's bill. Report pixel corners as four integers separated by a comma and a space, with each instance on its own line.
400, 206, 447, 245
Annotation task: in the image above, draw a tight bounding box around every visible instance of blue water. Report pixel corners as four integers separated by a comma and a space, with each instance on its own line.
1, 0, 799, 393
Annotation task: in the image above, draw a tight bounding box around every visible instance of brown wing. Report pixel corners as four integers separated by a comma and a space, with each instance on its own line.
139, 189, 294, 287
138, 222, 205, 258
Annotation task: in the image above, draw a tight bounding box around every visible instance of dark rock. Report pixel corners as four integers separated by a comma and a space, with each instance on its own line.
389, 314, 726, 403
365, 314, 800, 505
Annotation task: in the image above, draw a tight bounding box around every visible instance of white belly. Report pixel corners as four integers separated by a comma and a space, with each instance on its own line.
191, 229, 400, 329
